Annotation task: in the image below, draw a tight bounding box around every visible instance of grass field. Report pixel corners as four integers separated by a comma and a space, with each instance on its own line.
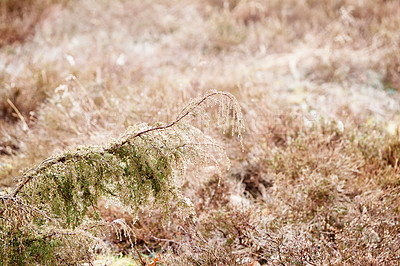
1, 0, 400, 264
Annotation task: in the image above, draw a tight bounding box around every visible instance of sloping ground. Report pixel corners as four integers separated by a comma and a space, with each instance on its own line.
1, 0, 400, 264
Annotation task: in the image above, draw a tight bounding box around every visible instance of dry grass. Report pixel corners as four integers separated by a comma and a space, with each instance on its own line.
0, 0, 68, 47
1, 0, 400, 264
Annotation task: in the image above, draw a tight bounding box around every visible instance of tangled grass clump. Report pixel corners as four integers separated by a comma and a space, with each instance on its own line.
0, 91, 244, 265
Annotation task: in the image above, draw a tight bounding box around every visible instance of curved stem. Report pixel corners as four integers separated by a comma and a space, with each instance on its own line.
10, 91, 238, 197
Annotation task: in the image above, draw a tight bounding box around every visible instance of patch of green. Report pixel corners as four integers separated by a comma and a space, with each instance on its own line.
0, 91, 244, 264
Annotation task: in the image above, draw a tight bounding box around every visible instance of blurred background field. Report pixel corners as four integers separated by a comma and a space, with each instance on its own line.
1, 0, 400, 264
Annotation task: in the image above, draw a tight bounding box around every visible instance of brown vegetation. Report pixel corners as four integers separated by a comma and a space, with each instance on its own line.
0, 0, 67, 47
1, 0, 400, 264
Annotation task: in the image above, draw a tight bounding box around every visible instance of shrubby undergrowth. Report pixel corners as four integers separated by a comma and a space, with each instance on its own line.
0, 91, 244, 265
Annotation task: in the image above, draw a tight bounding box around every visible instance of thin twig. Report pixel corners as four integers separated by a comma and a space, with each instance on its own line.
133, 245, 146, 266
7, 98, 29, 131
112, 91, 234, 149
150, 236, 180, 245
12, 157, 54, 197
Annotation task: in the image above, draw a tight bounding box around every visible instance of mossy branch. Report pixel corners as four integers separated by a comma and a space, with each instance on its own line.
0, 90, 244, 264
11, 91, 243, 198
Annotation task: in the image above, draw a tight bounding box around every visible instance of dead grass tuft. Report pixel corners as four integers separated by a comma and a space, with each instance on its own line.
0, 66, 60, 124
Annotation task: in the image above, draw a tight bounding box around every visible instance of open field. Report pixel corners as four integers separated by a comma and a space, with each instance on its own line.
1, 0, 400, 264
